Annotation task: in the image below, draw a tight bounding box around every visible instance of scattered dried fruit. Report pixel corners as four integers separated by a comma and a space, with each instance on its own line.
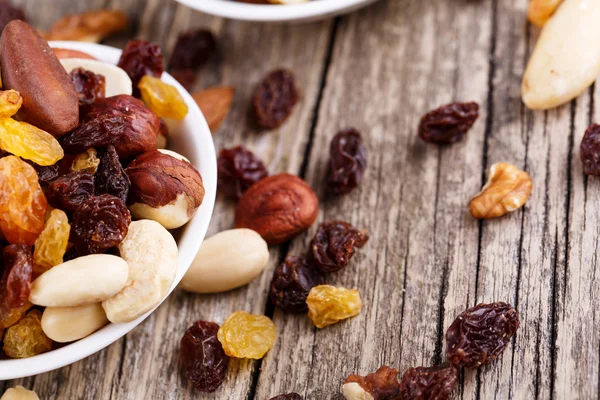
306, 285, 362, 328
270, 256, 325, 313
252, 69, 299, 129
45, 9, 128, 42
311, 221, 368, 273
469, 162, 532, 219
95, 145, 130, 203
169, 29, 216, 71
70, 67, 106, 106
343, 366, 401, 400
193, 86, 235, 131
71, 148, 100, 174
138, 75, 188, 120
399, 363, 458, 400
33, 209, 70, 276
180, 320, 229, 392
418, 102, 479, 144
217, 311, 276, 359
117, 39, 164, 96
46, 171, 95, 214
218, 146, 268, 200
328, 128, 367, 195
527, 0, 563, 27
446, 302, 520, 368
3, 309, 51, 358
580, 124, 600, 175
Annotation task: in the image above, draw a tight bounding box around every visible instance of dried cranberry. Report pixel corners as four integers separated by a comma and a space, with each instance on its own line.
418, 102, 479, 144
169, 29, 216, 71
311, 221, 368, 273
446, 302, 520, 368
269, 394, 303, 400
0, 3, 25, 33
218, 146, 268, 200
71, 194, 131, 255
328, 128, 367, 195
70, 67, 106, 106
1, 244, 32, 309
95, 146, 130, 204
270, 256, 325, 313
399, 363, 458, 400
580, 123, 600, 175
46, 171, 95, 214
252, 69, 299, 129
117, 39, 164, 96
180, 320, 229, 392
345, 366, 401, 400
60, 115, 127, 154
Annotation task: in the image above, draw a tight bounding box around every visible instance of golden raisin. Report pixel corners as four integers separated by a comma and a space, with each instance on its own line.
138, 75, 188, 120
0, 90, 22, 117
33, 209, 70, 276
71, 148, 100, 174
306, 285, 363, 328
3, 309, 52, 358
217, 311, 276, 359
0, 118, 64, 166
0, 156, 47, 245
0, 301, 31, 330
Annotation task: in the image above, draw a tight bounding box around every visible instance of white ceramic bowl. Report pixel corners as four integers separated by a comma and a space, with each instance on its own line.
0, 42, 217, 380
175, 0, 379, 22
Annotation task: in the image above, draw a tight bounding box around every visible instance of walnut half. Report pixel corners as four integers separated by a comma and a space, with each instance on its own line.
469, 162, 532, 219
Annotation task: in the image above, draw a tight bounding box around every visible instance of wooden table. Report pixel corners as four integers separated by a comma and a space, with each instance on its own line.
2, 0, 598, 398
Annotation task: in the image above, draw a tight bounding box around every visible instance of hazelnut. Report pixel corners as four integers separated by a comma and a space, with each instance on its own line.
342, 366, 401, 400
235, 174, 318, 245
469, 162, 532, 219
125, 150, 204, 229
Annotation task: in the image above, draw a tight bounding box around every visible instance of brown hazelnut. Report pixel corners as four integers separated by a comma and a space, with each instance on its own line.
125, 150, 204, 229
235, 174, 318, 245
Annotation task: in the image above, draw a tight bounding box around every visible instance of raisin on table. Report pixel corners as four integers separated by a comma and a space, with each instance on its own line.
328, 128, 367, 195
252, 69, 299, 129
70, 67, 106, 106
311, 221, 368, 273
217, 311, 276, 359
3, 309, 52, 358
46, 171, 95, 214
306, 285, 362, 328
270, 255, 324, 314
33, 209, 70, 276
418, 102, 479, 144
71, 194, 131, 255
399, 363, 458, 400
270, 394, 303, 400
580, 123, 600, 175
95, 145, 130, 203
343, 366, 401, 400
169, 29, 216, 71
217, 146, 268, 200
117, 39, 164, 96
180, 320, 229, 393
446, 302, 520, 368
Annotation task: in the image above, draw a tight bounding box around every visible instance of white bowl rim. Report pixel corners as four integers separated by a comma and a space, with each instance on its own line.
174, 0, 379, 22
0, 41, 217, 380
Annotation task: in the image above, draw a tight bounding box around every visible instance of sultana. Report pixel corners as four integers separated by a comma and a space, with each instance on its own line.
217, 311, 276, 359
306, 285, 362, 328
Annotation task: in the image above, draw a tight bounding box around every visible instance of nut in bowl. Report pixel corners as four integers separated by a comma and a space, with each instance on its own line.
0, 39, 216, 380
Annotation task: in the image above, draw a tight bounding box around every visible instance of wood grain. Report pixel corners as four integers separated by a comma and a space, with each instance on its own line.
2, 0, 600, 399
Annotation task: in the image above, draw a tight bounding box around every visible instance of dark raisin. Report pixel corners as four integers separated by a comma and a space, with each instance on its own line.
33, 163, 60, 186
580, 123, 600, 175
252, 69, 299, 129
1, 244, 32, 309
418, 102, 479, 144
60, 115, 127, 154
0, 2, 25, 34
180, 320, 229, 392
217, 146, 268, 200
70, 67, 106, 107
446, 302, 520, 368
95, 146, 130, 204
399, 363, 458, 400
117, 40, 164, 96
71, 194, 131, 255
345, 366, 401, 400
169, 29, 216, 71
270, 256, 325, 314
311, 221, 368, 273
46, 171, 95, 214
170, 69, 197, 92
269, 394, 303, 400
328, 128, 367, 195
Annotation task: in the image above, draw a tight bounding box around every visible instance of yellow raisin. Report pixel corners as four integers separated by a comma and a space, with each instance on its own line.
217, 311, 276, 359
71, 148, 100, 174
0, 301, 31, 330
0, 90, 22, 118
3, 309, 52, 358
138, 75, 188, 120
0, 118, 64, 166
33, 209, 70, 276
306, 285, 363, 328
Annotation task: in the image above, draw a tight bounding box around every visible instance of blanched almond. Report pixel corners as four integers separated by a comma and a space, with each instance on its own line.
41, 303, 108, 343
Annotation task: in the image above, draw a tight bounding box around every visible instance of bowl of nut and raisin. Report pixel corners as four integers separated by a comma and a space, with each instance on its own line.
0, 21, 216, 379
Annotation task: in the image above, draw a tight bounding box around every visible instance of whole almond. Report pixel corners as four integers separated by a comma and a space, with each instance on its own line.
45, 9, 128, 43
235, 174, 319, 245
192, 86, 235, 132
0, 20, 79, 136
